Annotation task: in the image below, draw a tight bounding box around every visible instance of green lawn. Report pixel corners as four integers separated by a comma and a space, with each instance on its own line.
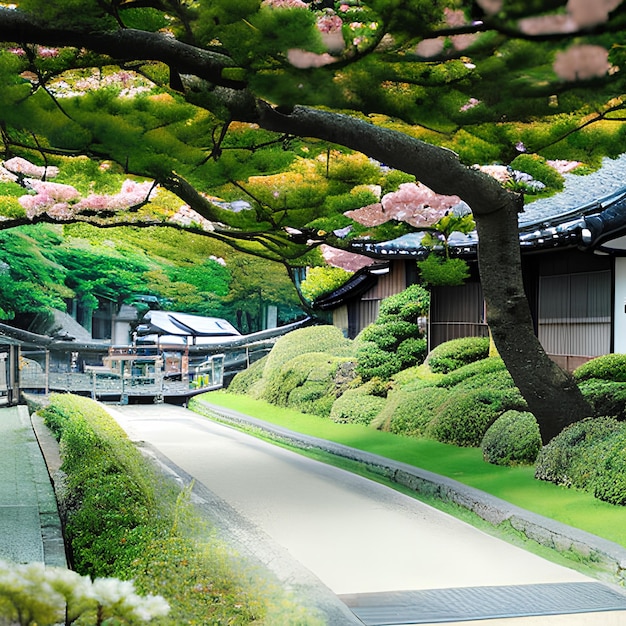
198, 391, 626, 549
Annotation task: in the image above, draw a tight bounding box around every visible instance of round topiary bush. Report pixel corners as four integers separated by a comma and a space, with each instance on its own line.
227, 356, 267, 396
427, 387, 525, 447
263, 325, 353, 378
262, 352, 354, 415
376, 385, 447, 437
426, 336, 490, 374
573, 353, 626, 382
592, 429, 626, 505
534, 416, 623, 487
355, 341, 402, 381
355, 284, 430, 381
578, 379, 626, 420
329, 388, 387, 425
481, 410, 541, 466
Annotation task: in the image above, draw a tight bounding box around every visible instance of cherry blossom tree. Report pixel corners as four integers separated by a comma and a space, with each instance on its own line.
0, 0, 625, 440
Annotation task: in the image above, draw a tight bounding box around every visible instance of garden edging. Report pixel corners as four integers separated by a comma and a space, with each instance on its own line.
194, 399, 626, 585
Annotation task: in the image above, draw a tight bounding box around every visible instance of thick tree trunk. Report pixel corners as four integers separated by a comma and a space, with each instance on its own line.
255, 106, 593, 443
474, 195, 593, 443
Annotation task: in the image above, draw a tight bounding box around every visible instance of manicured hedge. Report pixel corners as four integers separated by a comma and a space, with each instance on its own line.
39, 394, 320, 625
376, 386, 447, 437
426, 336, 490, 374
573, 353, 626, 382
536, 415, 626, 506
426, 387, 526, 447
263, 325, 353, 376
262, 352, 356, 417
481, 410, 541, 466
355, 284, 429, 381
578, 379, 626, 420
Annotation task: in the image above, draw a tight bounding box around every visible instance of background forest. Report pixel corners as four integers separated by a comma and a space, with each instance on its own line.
0, 223, 305, 334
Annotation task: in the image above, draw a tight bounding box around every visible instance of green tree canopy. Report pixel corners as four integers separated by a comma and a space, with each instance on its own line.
0, 0, 625, 440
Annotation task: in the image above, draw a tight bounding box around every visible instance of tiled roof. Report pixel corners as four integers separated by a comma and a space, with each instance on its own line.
352, 154, 626, 258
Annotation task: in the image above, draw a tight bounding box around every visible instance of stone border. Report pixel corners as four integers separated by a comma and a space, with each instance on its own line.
194, 400, 626, 585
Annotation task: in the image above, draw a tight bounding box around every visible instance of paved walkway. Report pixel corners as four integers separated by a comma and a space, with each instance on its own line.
105, 402, 626, 626
0, 405, 66, 568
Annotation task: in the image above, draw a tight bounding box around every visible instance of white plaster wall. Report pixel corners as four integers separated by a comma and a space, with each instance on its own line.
614, 257, 626, 353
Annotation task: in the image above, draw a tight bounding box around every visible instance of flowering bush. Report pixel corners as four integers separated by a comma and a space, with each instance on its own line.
0, 560, 169, 626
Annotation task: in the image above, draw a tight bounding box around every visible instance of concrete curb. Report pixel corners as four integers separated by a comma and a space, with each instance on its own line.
193, 400, 626, 585
19, 406, 67, 568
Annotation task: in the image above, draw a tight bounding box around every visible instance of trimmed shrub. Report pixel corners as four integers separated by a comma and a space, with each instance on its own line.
481, 410, 541, 466
436, 358, 518, 395
227, 355, 267, 395
592, 430, 626, 505
573, 353, 626, 383
262, 352, 357, 417
392, 363, 442, 388
427, 387, 526, 447
534, 416, 623, 487
263, 325, 353, 378
377, 283, 430, 320
579, 379, 626, 420
330, 385, 387, 425
355, 284, 429, 381
426, 336, 490, 374
355, 341, 402, 381
376, 386, 447, 437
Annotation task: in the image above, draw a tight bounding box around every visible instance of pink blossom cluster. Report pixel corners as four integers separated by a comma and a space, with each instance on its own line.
169, 205, 215, 232
475, 164, 511, 183
345, 182, 463, 228
546, 159, 582, 174
49, 70, 153, 99
7, 45, 58, 57
1, 157, 59, 181
19, 175, 157, 221
261, 0, 307, 7
460, 97, 481, 112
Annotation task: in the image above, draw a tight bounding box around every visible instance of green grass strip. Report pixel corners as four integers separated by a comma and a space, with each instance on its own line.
199, 391, 626, 549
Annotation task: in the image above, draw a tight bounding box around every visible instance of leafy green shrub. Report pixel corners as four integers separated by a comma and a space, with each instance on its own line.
330, 383, 387, 425
510, 153, 565, 192
376, 386, 447, 436
355, 284, 429, 381
427, 387, 526, 447
579, 379, 626, 420
426, 336, 490, 374
377, 283, 430, 320
39, 394, 319, 624
573, 353, 626, 382
592, 430, 626, 505
301, 265, 352, 302
417, 254, 470, 287
535, 417, 626, 506
227, 355, 267, 395
392, 363, 442, 388
263, 353, 356, 416
263, 325, 353, 377
481, 410, 541, 466
436, 357, 511, 388
355, 341, 402, 381
535, 416, 623, 487
359, 320, 419, 349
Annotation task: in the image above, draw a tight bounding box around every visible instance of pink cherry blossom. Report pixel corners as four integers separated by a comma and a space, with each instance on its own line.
3, 157, 59, 179
553, 45, 610, 81
345, 182, 464, 228
262, 0, 307, 7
